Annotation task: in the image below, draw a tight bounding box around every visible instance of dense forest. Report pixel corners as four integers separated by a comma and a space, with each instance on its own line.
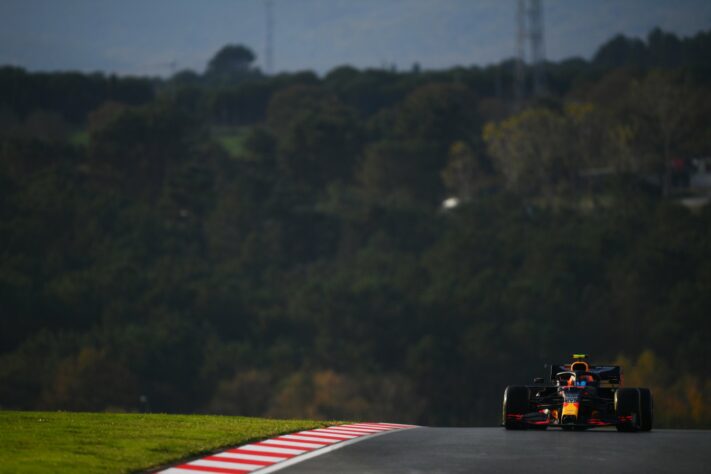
1, 28, 710, 427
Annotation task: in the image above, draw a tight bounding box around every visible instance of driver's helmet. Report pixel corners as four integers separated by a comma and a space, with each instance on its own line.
556, 372, 574, 386
576, 374, 595, 387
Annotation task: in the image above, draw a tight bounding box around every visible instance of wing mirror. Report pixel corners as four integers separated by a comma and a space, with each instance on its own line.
533, 377, 544, 384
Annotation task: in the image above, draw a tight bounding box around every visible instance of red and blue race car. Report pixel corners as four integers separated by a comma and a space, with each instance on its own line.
502, 354, 653, 431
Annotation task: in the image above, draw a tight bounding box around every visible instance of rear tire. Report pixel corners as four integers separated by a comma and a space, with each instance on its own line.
503, 385, 529, 430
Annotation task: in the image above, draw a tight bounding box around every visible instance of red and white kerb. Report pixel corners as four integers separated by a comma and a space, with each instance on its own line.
157, 422, 416, 474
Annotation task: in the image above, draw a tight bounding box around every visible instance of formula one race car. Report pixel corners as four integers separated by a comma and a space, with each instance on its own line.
502, 354, 653, 431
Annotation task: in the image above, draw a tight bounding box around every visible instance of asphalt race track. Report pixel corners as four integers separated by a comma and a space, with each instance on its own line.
281, 427, 711, 474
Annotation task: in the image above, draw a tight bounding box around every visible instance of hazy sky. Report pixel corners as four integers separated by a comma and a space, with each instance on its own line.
1, 0, 709, 77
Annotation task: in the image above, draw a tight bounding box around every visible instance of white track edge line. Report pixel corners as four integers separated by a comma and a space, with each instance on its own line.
253, 426, 419, 474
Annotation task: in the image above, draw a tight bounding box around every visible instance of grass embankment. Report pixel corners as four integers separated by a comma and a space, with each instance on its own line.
0, 411, 333, 473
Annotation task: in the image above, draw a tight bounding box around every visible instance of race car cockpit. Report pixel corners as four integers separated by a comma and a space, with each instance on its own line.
575, 372, 600, 387
554, 371, 601, 388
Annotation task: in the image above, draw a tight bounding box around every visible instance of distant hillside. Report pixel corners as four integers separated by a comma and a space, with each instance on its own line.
1, 28, 710, 428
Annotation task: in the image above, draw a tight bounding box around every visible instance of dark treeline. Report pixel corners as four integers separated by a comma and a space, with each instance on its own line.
1, 28, 710, 427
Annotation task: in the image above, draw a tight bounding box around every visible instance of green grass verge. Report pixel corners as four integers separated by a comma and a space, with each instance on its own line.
0, 411, 333, 473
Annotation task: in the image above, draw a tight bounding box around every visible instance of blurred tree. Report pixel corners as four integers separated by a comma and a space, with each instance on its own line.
628, 71, 696, 195
170, 69, 202, 87
41, 347, 139, 411
0, 67, 153, 123
593, 34, 648, 69
441, 141, 495, 201
266, 85, 335, 134
88, 103, 199, 195
360, 140, 441, 205
266, 370, 423, 422
267, 85, 362, 192
647, 28, 683, 69
87, 101, 130, 135
484, 107, 570, 198
205, 45, 260, 84
207, 369, 274, 416
393, 83, 479, 151
166, 86, 205, 117
324, 67, 413, 117
484, 103, 611, 201
0, 107, 21, 139
208, 81, 273, 125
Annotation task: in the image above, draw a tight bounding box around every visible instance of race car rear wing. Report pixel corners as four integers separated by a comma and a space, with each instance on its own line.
547, 364, 622, 384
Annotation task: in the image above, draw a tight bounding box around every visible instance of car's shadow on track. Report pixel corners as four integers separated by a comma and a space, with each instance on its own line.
508, 428, 653, 434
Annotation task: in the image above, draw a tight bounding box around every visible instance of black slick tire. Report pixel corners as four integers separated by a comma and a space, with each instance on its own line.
638, 388, 653, 431
615, 388, 651, 433
503, 385, 529, 430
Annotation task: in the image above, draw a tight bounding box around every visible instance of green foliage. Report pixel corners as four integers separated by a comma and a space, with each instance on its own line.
392, 83, 479, 150
267, 85, 363, 192
441, 141, 496, 200
484, 103, 615, 200
360, 139, 441, 205
205, 45, 260, 84
213, 126, 249, 157
208, 81, 274, 125
593, 27, 711, 70
0, 66, 153, 123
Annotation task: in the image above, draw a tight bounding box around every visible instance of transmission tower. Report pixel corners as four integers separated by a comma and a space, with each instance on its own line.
528, 0, 546, 97
514, 0, 526, 106
513, 0, 547, 105
265, 0, 274, 74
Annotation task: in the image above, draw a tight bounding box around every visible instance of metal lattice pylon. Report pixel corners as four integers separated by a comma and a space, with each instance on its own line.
515, 0, 526, 106
265, 0, 274, 74
513, 0, 547, 104
529, 0, 546, 97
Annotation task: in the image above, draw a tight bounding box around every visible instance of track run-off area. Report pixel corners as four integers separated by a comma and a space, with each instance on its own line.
281, 427, 711, 474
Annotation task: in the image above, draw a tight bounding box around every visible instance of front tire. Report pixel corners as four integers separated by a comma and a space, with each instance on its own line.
616, 388, 653, 432
503, 385, 530, 430
638, 388, 653, 431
